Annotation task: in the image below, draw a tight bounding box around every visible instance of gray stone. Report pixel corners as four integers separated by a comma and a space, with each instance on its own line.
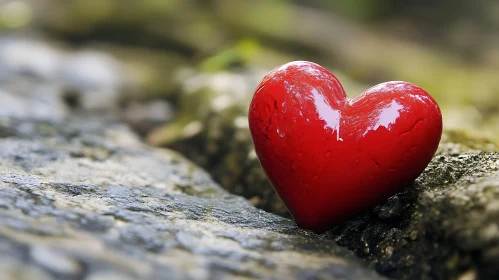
0, 87, 67, 121
0, 114, 381, 279
57, 50, 126, 110
147, 68, 292, 216
0, 36, 132, 112
0, 37, 61, 80
124, 100, 174, 136
30, 246, 83, 275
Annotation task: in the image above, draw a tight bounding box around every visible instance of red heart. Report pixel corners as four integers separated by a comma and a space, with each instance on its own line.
249, 61, 442, 233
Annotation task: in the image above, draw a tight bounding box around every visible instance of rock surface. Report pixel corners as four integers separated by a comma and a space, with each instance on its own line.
326, 142, 499, 280
148, 69, 499, 279
0, 37, 130, 112
2, 32, 498, 279
0, 92, 381, 278
148, 69, 292, 217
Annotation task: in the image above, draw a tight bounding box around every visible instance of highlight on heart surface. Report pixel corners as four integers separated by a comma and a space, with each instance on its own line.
249, 61, 443, 233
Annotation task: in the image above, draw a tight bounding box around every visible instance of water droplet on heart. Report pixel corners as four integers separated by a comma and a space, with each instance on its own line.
325, 151, 331, 158
292, 162, 299, 170
277, 128, 285, 138
298, 152, 303, 159
313, 175, 318, 180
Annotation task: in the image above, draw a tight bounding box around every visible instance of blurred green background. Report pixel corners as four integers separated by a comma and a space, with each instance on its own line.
1, 0, 498, 213
2, 0, 498, 142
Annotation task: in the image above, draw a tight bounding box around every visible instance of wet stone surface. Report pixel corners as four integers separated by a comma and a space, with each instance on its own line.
0, 116, 381, 279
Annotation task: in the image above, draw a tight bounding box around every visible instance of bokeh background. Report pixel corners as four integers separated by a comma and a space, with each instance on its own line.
1, 0, 498, 215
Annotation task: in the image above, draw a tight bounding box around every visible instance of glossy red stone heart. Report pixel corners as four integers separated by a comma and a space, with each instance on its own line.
249, 61, 442, 233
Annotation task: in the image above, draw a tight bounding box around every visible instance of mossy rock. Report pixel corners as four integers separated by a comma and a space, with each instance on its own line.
326, 142, 499, 279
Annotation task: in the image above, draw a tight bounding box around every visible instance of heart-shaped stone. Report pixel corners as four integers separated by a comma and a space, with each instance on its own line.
249, 61, 442, 233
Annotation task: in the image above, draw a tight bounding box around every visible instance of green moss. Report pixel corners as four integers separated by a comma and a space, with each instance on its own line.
443, 130, 497, 152
202, 206, 213, 215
